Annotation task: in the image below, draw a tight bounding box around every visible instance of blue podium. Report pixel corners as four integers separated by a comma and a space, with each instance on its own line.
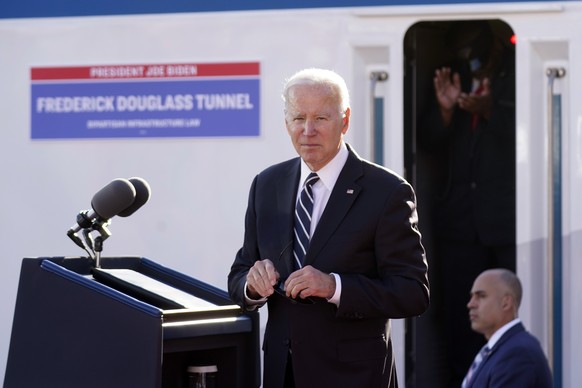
4, 256, 260, 388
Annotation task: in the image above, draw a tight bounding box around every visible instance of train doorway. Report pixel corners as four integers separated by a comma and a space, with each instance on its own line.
403, 19, 516, 388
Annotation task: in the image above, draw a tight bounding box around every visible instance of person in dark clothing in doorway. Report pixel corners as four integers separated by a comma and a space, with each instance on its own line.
419, 20, 516, 387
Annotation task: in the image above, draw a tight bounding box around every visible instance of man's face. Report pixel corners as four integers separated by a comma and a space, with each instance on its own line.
467, 273, 508, 339
285, 83, 349, 172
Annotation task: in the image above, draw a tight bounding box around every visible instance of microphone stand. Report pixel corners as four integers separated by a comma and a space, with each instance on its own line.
91, 221, 111, 268
72, 220, 112, 267
81, 229, 96, 261
94, 236, 103, 268
67, 210, 96, 258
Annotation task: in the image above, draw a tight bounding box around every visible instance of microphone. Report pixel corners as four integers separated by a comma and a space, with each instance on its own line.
118, 177, 151, 217
67, 178, 137, 238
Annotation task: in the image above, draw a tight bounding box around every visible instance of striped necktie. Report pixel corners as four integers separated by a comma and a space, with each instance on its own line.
293, 172, 319, 269
462, 344, 490, 388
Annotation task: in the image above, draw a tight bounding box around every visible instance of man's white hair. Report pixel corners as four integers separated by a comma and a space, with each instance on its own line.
282, 68, 350, 114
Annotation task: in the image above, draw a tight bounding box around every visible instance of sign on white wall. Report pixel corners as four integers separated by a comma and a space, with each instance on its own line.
31, 61, 260, 139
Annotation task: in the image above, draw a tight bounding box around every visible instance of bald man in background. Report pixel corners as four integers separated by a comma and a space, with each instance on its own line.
462, 269, 552, 388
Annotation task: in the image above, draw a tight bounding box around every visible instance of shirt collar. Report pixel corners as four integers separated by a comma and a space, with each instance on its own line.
300, 141, 348, 191
487, 318, 521, 350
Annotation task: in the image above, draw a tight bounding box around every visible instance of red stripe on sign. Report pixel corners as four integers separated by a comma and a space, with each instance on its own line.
31, 62, 260, 80
31, 67, 91, 80
195, 62, 260, 76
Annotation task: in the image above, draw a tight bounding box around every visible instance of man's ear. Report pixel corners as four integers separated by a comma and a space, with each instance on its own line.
342, 107, 351, 134
501, 294, 513, 311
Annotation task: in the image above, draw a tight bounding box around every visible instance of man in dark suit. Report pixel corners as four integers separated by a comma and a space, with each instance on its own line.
228, 68, 430, 388
463, 268, 552, 387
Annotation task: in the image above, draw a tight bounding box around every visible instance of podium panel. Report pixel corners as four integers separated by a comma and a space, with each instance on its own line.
4, 257, 260, 388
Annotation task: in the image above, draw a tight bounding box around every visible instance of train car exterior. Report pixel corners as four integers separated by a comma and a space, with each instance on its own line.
1, 1, 580, 386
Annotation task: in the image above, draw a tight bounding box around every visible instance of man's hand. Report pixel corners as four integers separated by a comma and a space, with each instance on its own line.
284, 265, 336, 300
458, 77, 493, 119
246, 259, 279, 299
434, 67, 461, 126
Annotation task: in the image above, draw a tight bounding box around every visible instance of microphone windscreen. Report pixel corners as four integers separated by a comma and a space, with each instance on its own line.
91, 178, 137, 220
118, 177, 151, 217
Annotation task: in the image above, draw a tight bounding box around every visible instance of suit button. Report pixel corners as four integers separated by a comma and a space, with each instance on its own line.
471, 182, 477, 189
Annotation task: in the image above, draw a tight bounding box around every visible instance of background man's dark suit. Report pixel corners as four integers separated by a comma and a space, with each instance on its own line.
228, 145, 429, 388
420, 56, 516, 247
468, 323, 553, 388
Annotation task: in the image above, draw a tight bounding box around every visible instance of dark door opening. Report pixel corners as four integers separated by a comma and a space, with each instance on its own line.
403, 19, 516, 388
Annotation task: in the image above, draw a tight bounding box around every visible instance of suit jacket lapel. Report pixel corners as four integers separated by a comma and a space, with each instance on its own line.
488, 322, 524, 355
471, 323, 525, 386
305, 147, 363, 265
276, 159, 301, 277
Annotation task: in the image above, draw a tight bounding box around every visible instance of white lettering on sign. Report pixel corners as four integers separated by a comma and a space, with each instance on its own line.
116, 94, 195, 111
36, 96, 116, 112
165, 65, 197, 77
89, 66, 145, 78
194, 93, 254, 110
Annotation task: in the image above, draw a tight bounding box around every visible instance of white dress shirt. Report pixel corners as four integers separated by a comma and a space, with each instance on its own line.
298, 142, 349, 306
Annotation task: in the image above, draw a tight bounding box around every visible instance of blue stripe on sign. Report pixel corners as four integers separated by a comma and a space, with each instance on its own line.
31, 78, 260, 139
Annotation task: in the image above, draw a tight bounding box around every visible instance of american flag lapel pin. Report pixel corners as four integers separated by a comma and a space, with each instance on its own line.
346, 189, 354, 194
